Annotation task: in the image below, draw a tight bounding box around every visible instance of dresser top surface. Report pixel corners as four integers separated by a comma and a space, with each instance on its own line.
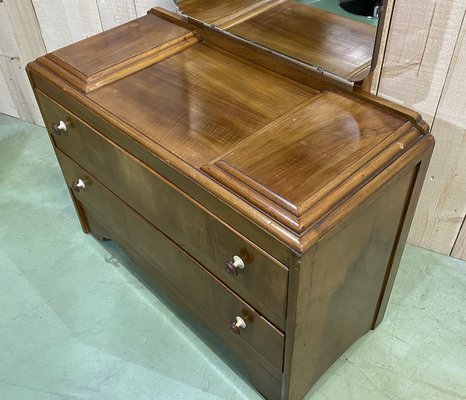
88, 42, 317, 167
31, 10, 430, 250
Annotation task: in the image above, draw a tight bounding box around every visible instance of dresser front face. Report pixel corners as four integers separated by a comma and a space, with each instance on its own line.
28, 9, 434, 400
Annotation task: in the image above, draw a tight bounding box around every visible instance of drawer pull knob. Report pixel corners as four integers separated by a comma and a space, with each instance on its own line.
71, 179, 86, 192
225, 255, 245, 275
51, 120, 67, 135
229, 316, 246, 335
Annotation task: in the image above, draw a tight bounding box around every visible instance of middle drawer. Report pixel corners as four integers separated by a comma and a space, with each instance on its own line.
37, 90, 288, 331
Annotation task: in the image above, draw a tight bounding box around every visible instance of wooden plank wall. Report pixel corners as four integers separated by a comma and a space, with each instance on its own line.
0, 0, 465, 260
374, 0, 466, 260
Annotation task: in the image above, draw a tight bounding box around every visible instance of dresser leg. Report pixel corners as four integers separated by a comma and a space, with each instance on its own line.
86, 213, 112, 242
69, 191, 111, 241
68, 188, 91, 234
371, 146, 433, 329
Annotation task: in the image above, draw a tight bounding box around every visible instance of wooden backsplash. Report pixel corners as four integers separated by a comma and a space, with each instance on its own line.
1, 0, 465, 260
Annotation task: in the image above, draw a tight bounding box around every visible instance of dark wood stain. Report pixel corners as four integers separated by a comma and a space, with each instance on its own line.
36, 89, 289, 331
88, 43, 317, 167
27, 8, 434, 400
52, 13, 190, 77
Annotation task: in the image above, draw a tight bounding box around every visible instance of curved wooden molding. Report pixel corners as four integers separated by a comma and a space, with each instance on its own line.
202, 91, 426, 235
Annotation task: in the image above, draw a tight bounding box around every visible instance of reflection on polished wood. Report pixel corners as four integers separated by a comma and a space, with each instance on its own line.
88, 43, 317, 167
175, 0, 277, 24
27, 8, 434, 400
177, 0, 377, 80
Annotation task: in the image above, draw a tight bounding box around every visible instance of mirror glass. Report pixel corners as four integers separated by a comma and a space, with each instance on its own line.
174, 0, 385, 82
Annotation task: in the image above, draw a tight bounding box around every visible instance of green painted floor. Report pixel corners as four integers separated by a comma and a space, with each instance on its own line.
1, 112, 465, 400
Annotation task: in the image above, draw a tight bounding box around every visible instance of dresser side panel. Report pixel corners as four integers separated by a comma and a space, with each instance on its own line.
283, 154, 429, 400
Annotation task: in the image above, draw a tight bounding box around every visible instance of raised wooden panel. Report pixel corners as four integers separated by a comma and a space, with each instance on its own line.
51, 14, 190, 78
39, 13, 198, 93
203, 91, 421, 233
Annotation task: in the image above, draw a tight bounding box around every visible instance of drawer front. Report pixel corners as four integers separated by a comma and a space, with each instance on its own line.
37, 90, 288, 331
57, 151, 283, 398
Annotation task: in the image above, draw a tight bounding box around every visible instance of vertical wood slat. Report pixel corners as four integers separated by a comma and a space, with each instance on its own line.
0, 57, 35, 122
97, 0, 137, 30
377, 0, 466, 260
0, 0, 45, 124
412, 14, 466, 257
3, 0, 46, 62
0, 2, 18, 58
134, 0, 176, 17
31, 0, 103, 52
452, 218, 466, 259
0, 2, 18, 118
0, 67, 18, 118
377, 0, 466, 125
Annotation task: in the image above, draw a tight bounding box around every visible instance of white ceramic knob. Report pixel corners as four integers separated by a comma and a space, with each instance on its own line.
225, 255, 245, 275
51, 120, 67, 135
71, 179, 86, 192
234, 316, 246, 329
229, 316, 247, 335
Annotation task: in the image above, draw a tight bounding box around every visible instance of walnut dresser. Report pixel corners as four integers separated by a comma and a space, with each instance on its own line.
27, 7, 434, 400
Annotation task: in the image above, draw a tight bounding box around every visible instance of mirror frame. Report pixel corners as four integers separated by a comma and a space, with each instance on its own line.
174, 0, 389, 83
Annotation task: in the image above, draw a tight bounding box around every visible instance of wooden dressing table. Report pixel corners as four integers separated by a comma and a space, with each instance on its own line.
27, 5, 434, 400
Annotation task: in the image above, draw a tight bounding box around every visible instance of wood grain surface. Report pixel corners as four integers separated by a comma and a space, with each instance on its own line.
229, 1, 377, 79
51, 13, 191, 79
283, 162, 422, 400
87, 42, 317, 167
178, 0, 377, 79
204, 91, 406, 208
2, 0, 465, 260
28, 10, 431, 253
177, 0, 280, 24
374, 0, 466, 259
27, 9, 437, 400
36, 89, 289, 331
56, 150, 284, 400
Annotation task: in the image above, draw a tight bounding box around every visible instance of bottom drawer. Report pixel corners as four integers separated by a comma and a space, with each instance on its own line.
56, 150, 283, 400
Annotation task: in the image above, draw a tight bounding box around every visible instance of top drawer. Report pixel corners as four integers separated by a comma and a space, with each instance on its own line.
37, 90, 288, 331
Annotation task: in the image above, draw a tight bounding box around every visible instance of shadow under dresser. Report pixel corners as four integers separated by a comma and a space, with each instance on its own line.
27, 8, 434, 400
